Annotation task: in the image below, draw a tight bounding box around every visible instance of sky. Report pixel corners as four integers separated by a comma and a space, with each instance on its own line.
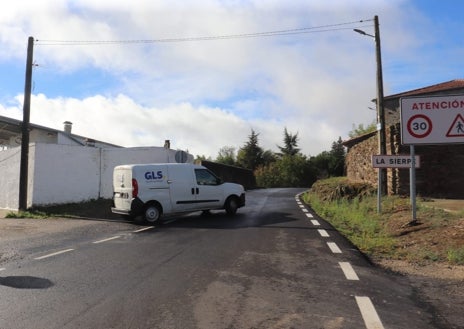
1, 0, 463, 159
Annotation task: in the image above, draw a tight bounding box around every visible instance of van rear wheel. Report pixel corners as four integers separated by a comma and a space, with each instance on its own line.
144, 204, 161, 225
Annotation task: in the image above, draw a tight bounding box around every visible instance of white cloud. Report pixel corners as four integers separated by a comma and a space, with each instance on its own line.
0, 0, 448, 158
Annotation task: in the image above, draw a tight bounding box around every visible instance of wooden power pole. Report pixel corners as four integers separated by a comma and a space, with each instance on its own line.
18, 36, 34, 211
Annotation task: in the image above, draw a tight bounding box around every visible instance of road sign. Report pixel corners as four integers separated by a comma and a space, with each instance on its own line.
372, 155, 420, 168
401, 94, 464, 144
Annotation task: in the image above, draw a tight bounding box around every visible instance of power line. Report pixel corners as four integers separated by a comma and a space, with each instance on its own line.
36, 19, 374, 46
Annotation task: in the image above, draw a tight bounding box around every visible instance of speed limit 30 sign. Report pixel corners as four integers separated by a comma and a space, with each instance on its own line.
406, 114, 432, 138
401, 95, 464, 144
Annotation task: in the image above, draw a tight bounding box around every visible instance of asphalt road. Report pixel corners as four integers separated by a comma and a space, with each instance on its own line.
0, 188, 446, 329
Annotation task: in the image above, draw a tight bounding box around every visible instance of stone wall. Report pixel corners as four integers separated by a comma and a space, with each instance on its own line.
346, 123, 464, 198
345, 134, 378, 185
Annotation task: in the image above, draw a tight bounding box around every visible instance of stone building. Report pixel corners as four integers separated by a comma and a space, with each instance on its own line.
343, 79, 464, 198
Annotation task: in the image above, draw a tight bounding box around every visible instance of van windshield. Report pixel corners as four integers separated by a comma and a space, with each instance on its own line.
195, 169, 222, 185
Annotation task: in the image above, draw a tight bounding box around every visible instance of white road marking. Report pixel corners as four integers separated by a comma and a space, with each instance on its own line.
339, 262, 359, 280
327, 242, 342, 253
34, 248, 75, 260
305, 213, 314, 218
311, 219, 320, 226
301, 208, 308, 213
355, 296, 385, 329
318, 229, 330, 237
93, 236, 121, 244
299, 204, 305, 208
133, 226, 155, 233
0, 268, 5, 271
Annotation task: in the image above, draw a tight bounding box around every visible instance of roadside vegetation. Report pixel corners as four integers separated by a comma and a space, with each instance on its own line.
303, 177, 464, 265
198, 127, 346, 188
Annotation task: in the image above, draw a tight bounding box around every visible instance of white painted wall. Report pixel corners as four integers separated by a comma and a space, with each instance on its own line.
0, 143, 194, 208
0, 148, 21, 209
30, 144, 101, 205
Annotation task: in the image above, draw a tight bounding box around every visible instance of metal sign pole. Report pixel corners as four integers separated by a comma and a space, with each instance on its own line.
377, 169, 382, 213
410, 145, 417, 223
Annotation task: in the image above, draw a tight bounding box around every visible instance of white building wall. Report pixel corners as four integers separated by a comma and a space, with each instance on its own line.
1, 143, 193, 208
30, 143, 101, 205
0, 148, 21, 210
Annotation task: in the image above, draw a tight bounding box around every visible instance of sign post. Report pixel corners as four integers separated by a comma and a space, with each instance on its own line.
401, 94, 464, 223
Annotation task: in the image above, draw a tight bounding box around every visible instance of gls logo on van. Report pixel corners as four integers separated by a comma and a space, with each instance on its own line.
144, 171, 164, 180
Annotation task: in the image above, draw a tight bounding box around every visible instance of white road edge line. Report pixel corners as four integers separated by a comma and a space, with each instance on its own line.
93, 236, 121, 244
34, 248, 75, 260
327, 242, 342, 253
301, 208, 308, 213
318, 229, 330, 237
305, 213, 314, 218
311, 219, 320, 226
339, 262, 360, 280
355, 296, 385, 329
133, 226, 155, 233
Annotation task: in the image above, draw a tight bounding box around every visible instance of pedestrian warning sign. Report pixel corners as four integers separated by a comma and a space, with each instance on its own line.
446, 114, 464, 137
401, 94, 464, 144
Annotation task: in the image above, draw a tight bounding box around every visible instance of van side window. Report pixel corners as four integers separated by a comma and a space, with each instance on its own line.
195, 169, 220, 185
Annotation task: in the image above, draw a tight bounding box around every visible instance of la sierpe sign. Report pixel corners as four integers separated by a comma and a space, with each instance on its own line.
401, 94, 464, 144
372, 155, 420, 168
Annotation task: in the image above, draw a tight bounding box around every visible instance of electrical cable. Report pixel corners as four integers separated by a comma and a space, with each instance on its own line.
36, 19, 374, 46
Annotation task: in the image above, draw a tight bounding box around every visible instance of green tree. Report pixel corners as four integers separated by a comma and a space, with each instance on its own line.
310, 151, 331, 178
195, 154, 211, 163
277, 128, 300, 157
310, 137, 346, 178
348, 121, 376, 138
216, 146, 236, 166
236, 129, 265, 170
328, 137, 345, 176
262, 149, 277, 166
255, 154, 317, 188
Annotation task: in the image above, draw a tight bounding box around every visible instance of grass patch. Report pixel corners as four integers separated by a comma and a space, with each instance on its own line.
303, 177, 464, 265
5, 210, 48, 219
303, 182, 395, 257
447, 247, 464, 265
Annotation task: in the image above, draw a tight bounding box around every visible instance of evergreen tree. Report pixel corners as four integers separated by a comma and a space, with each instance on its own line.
277, 128, 300, 157
236, 129, 265, 170
328, 137, 346, 176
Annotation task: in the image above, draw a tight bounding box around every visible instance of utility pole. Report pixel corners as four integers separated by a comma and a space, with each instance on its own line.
374, 15, 388, 196
19, 36, 34, 211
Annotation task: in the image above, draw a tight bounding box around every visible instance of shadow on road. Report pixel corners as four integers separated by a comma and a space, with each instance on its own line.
160, 210, 306, 230
0, 276, 54, 289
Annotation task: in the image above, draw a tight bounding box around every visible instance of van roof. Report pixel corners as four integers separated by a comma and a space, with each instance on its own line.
115, 163, 202, 169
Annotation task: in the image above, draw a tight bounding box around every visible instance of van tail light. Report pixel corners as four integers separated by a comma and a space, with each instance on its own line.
132, 178, 139, 198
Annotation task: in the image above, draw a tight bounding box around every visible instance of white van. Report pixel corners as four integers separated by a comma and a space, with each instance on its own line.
111, 163, 245, 224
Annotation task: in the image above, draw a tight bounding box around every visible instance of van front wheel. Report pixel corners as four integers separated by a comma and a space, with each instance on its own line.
225, 197, 239, 215
144, 204, 161, 224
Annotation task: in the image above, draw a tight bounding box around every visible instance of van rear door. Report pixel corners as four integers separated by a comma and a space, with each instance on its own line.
113, 165, 133, 212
